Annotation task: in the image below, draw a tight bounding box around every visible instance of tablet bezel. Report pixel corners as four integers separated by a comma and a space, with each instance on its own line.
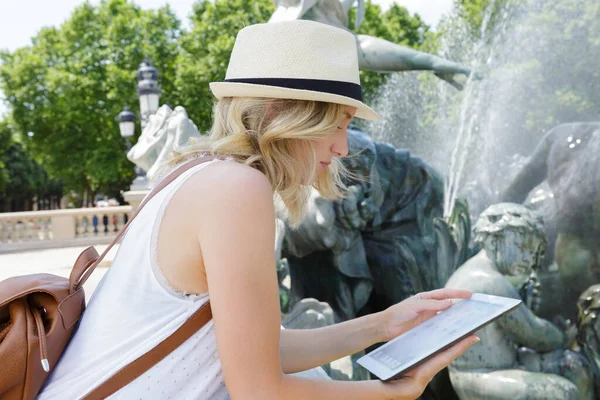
356, 293, 522, 381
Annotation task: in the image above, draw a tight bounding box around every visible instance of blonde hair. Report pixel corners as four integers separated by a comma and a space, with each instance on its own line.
170, 97, 351, 226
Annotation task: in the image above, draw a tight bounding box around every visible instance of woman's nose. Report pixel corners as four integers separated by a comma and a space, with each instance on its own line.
331, 130, 349, 157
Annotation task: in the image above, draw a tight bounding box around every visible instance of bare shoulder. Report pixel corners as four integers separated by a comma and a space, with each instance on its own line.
192, 160, 272, 203
170, 160, 274, 225
199, 159, 271, 190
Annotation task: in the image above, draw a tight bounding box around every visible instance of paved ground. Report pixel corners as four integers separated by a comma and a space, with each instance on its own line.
0, 244, 119, 302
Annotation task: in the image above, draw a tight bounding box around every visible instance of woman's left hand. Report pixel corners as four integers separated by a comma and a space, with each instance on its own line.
379, 289, 472, 342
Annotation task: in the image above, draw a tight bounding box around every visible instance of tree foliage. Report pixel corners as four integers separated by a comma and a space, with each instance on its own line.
390, 0, 600, 197
0, 120, 12, 194
506, 0, 600, 139
0, 120, 62, 211
0, 0, 429, 201
0, 0, 180, 198
173, 0, 275, 133
449, 0, 600, 151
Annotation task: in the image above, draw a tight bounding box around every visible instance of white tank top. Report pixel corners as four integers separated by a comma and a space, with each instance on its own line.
39, 159, 228, 399
38, 158, 330, 399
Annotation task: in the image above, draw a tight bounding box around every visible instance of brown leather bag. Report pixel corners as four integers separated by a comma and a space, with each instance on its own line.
0, 157, 216, 399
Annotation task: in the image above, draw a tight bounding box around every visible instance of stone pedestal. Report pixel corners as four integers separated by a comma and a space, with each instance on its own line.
123, 170, 151, 212
123, 190, 149, 212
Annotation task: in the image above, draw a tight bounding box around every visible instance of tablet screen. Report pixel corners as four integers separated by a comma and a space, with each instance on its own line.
356, 293, 521, 381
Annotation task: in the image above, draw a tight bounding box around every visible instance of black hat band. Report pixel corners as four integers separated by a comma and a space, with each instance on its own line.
224, 77, 363, 102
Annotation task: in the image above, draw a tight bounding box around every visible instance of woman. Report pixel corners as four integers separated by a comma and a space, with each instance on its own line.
38, 20, 476, 399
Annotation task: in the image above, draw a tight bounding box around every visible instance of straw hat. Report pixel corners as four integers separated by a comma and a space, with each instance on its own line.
209, 20, 379, 120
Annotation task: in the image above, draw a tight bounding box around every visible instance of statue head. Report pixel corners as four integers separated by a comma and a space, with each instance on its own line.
577, 284, 600, 376
473, 203, 547, 276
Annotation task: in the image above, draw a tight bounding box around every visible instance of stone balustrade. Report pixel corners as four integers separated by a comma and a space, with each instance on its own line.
0, 206, 132, 253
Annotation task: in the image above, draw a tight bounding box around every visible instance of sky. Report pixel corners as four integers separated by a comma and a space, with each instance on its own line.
0, 0, 454, 116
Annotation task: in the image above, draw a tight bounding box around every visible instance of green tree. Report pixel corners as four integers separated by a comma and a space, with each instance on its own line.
0, 119, 62, 212
505, 0, 600, 141
447, 0, 600, 151
1, 0, 430, 199
176, 0, 429, 132
401, 0, 600, 193
0, 119, 13, 194
174, 0, 275, 133
0, 0, 181, 200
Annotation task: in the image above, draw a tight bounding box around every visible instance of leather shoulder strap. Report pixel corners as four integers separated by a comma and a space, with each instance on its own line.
77, 156, 219, 399
69, 156, 218, 292
82, 301, 213, 399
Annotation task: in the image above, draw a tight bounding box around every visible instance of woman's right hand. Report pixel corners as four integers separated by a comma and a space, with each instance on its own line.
374, 335, 479, 399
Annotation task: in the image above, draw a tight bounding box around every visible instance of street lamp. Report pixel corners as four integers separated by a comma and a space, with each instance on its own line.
118, 106, 147, 190
136, 57, 161, 129
118, 57, 160, 197
118, 106, 135, 150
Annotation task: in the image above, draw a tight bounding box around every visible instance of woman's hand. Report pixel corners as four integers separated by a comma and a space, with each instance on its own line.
378, 335, 479, 399
379, 289, 473, 342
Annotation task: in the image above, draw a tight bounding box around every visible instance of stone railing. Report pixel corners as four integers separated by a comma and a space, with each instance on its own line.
0, 206, 132, 253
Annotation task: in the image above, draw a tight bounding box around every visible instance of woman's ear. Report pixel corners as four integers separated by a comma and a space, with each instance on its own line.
264, 101, 277, 123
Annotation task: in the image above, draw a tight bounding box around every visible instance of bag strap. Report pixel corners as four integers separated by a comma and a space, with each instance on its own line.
74, 155, 218, 399
83, 301, 212, 399
68, 155, 217, 293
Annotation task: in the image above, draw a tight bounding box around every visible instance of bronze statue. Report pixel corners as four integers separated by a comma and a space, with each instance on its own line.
501, 123, 600, 320
270, 0, 476, 89
281, 125, 470, 322
446, 203, 594, 400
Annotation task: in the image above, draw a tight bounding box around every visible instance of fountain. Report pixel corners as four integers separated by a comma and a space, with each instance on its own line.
125, 0, 600, 397
363, 0, 600, 397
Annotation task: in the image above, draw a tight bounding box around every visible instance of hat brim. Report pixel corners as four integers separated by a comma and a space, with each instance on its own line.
210, 82, 380, 121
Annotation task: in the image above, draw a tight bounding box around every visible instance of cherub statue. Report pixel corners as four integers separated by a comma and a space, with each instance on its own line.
500, 122, 600, 319
577, 284, 600, 394
446, 203, 593, 400
270, 0, 476, 89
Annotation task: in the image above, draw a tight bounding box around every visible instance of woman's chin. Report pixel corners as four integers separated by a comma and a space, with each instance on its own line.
302, 168, 323, 186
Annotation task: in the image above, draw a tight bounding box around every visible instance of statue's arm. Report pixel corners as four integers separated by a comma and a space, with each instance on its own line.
356, 35, 472, 76
495, 285, 564, 352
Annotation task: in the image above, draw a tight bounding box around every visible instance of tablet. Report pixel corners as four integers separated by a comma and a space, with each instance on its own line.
356, 293, 521, 381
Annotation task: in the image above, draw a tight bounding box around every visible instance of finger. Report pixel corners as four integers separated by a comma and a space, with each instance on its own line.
418, 288, 472, 300
412, 310, 439, 326
411, 299, 454, 313
414, 335, 479, 377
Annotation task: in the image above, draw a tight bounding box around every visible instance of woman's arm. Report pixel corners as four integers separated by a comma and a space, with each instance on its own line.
191, 162, 384, 399
189, 161, 476, 399
280, 313, 384, 373
280, 288, 472, 373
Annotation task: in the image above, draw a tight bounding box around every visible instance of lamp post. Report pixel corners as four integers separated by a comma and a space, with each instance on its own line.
118, 106, 147, 191
118, 106, 135, 150
121, 57, 161, 209
136, 58, 161, 129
